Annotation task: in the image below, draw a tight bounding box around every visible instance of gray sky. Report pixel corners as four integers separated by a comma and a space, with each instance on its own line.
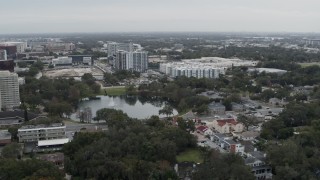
1, 0, 320, 34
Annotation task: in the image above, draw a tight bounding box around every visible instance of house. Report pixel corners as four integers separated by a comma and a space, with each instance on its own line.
231, 102, 245, 112
291, 86, 314, 96
0, 111, 39, 127
208, 102, 226, 115
221, 139, 244, 155
245, 151, 272, 180
211, 133, 231, 146
174, 162, 197, 180
212, 118, 244, 134
0, 130, 11, 146
233, 131, 260, 141
196, 125, 213, 136
181, 111, 196, 121
254, 108, 283, 121
268, 98, 288, 107
198, 91, 224, 101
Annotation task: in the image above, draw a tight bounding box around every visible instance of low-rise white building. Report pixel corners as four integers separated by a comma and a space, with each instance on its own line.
52, 57, 72, 66
160, 62, 225, 79
160, 57, 257, 79
18, 123, 66, 143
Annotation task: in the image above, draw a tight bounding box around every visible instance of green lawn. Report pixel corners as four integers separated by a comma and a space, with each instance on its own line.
101, 87, 126, 96
299, 63, 320, 68
176, 148, 203, 163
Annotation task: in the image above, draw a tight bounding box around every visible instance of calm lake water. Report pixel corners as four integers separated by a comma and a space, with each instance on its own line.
70, 95, 178, 121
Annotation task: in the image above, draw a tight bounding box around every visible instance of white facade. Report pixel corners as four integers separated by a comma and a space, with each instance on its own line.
0, 71, 20, 110
159, 57, 258, 79
0, 50, 7, 60
83, 57, 92, 66
160, 62, 225, 79
115, 51, 148, 72
107, 42, 134, 57
52, 57, 72, 66
18, 123, 66, 143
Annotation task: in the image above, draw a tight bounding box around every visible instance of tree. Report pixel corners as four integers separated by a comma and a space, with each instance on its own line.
18, 62, 28, 68
177, 117, 195, 132
0, 159, 64, 180
193, 150, 255, 180
82, 73, 95, 86
237, 114, 257, 131
1, 143, 22, 159
159, 105, 174, 117
8, 127, 19, 141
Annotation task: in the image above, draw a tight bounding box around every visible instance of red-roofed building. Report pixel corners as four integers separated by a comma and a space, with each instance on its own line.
196, 125, 213, 136
213, 118, 244, 134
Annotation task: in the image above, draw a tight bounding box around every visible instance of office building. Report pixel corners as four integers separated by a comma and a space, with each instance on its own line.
52, 57, 72, 66
0, 71, 20, 110
0, 50, 7, 60
18, 123, 67, 143
52, 56, 93, 66
0, 45, 17, 58
45, 43, 75, 52
0, 59, 14, 72
107, 42, 143, 57
0, 42, 27, 53
107, 42, 134, 57
18, 123, 69, 152
68, 55, 93, 65
115, 51, 148, 72
130, 51, 148, 72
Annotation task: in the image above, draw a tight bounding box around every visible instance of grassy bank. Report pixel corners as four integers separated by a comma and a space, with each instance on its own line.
100, 86, 127, 96
176, 148, 204, 163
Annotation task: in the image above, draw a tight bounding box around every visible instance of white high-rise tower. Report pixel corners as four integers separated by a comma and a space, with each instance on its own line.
0, 71, 20, 111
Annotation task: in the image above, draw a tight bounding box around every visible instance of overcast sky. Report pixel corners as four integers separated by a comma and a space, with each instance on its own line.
1, 0, 320, 34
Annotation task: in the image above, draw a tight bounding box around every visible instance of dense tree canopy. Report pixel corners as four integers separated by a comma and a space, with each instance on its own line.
192, 150, 255, 180
0, 159, 64, 180
64, 110, 196, 180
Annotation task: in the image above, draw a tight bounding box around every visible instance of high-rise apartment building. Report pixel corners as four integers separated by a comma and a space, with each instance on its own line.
0, 50, 7, 60
0, 71, 20, 110
114, 51, 148, 72
107, 42, 134, 57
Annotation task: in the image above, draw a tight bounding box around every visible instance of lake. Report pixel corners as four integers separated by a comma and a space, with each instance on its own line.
70, 95, 178, 121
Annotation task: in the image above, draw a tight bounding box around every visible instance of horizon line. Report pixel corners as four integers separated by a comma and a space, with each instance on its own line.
1, 31, 320, 36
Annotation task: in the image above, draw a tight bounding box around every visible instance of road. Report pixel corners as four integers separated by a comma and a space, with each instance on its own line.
65, 124, 108, 141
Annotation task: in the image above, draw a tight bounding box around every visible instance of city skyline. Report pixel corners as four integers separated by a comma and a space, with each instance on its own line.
1, 0, 320, 34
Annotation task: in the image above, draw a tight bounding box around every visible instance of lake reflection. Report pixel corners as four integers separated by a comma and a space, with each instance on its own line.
70, 95, 178, 121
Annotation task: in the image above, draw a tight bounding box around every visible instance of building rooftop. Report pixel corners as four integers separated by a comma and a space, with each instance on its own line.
0, 130, 11, 139
224, 139, 238, 145
0, 111, 38, 121
208, 102, 226, 109
212, 133, 227, 139
216, 118, 238, 127
37, 138, 69, 147
196, 126, 209, 132
249, 151, 266, 161
240, 131, 260, 138
19, 123, 65, 130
